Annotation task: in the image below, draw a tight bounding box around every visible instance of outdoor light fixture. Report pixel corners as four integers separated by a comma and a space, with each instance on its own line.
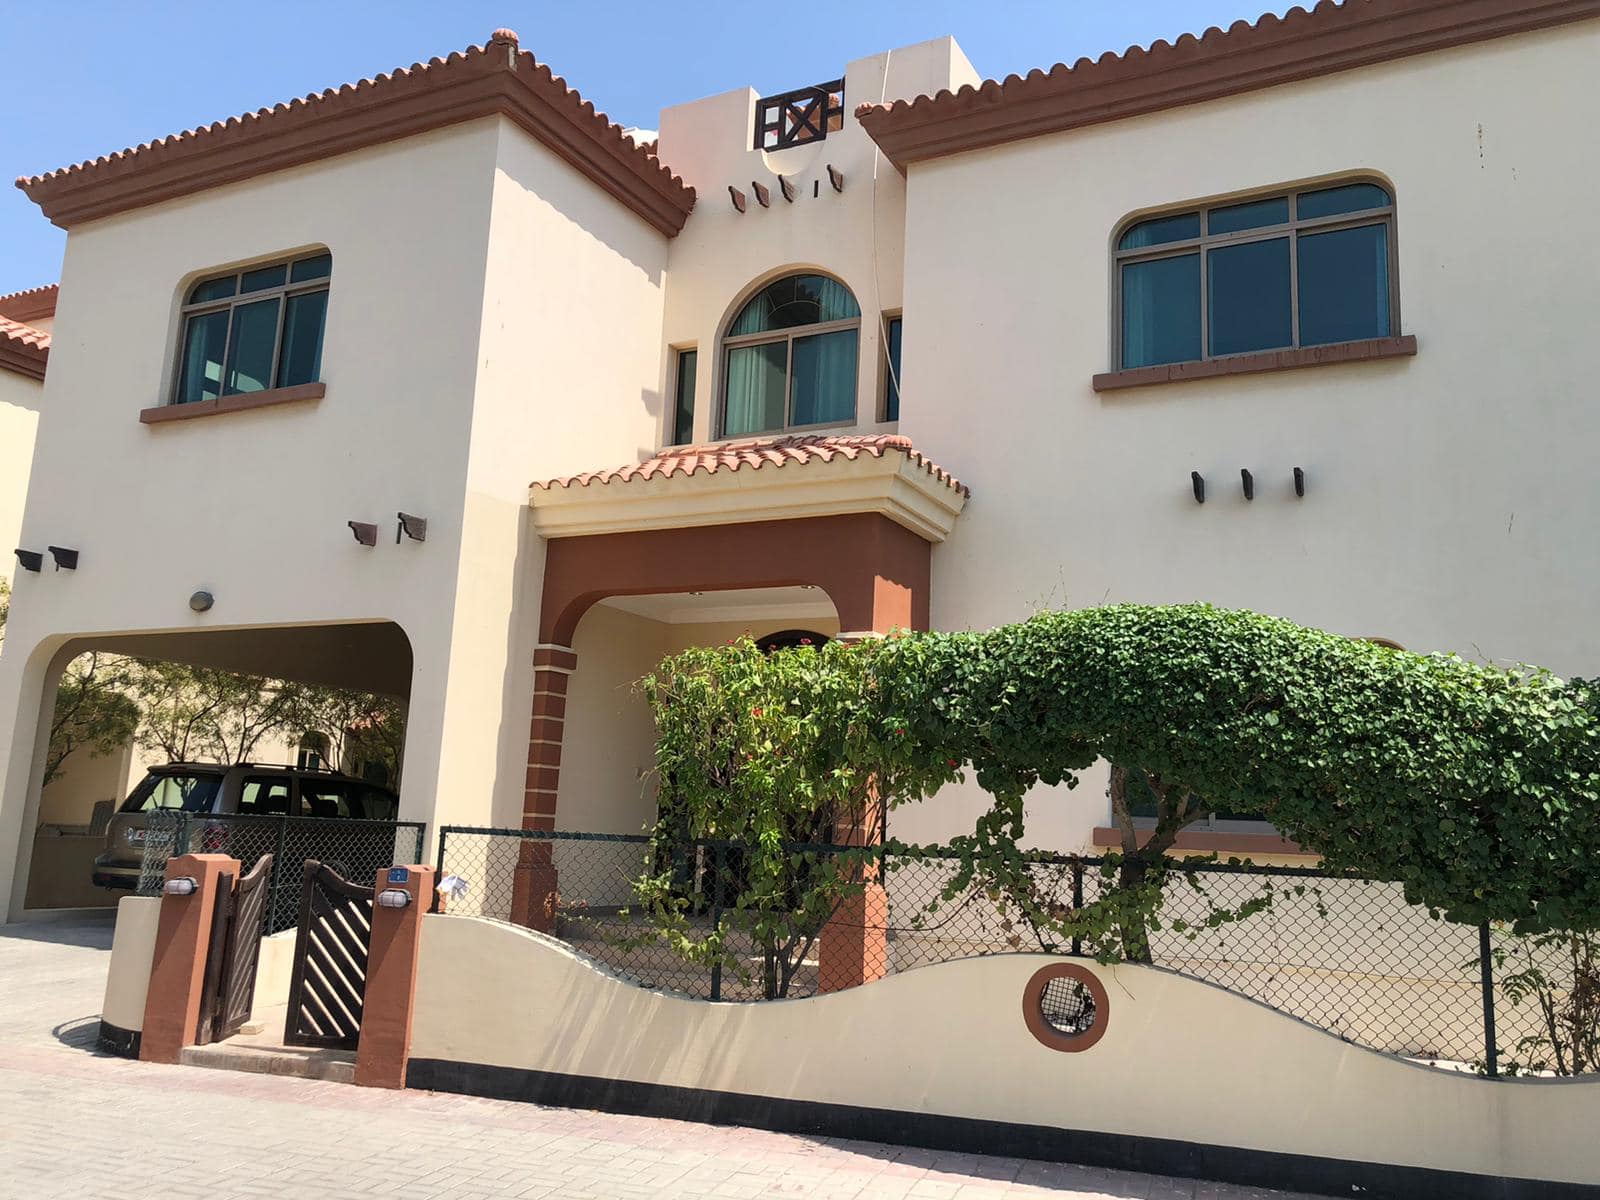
396, 512, 427, 543
1190, 472, 1206, 504
47, 546, 79, 571
163, 876, 198, 897
1294, 466, 1306, 497
189, 591, 214, 613
13, 548, 42, 573
377, 888, 412, 910
1240, 469, 1255, 501
348, 521, 378, 547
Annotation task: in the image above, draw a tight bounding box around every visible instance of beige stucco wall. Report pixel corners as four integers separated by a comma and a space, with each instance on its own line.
0, 368, 42, 594
100, 894, 159, 1033
464, 118, 670, 833
894, 21, 1600, 849
0, 120, 508, 918
413, 915, 1600, 1187
657, 38, 978, 447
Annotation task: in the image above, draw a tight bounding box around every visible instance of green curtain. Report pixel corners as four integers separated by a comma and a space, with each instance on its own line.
724, 342, 786, 436
791, 329, 858, 426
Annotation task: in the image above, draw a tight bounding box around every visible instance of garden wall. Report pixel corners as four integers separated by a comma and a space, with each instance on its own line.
409, 914, 1600, 1199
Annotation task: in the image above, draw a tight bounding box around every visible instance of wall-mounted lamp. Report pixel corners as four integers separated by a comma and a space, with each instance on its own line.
348, 521, 378, 547
47, 546, 78, 571
189, 590, 214, 613
13, 548, 42, 573
1293, 466, 1306, 497
396, 513, 427, 544
163, 876, 198, 897
376, 888, 412, 910
1240, 469, 1255, 501
1190, 472, 1206, 505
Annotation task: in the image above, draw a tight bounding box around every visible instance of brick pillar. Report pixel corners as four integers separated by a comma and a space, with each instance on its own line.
817, 796, 888, 993
355, 864, 434, 1089
511, 644, 575, 931
140, 853, 240, 1064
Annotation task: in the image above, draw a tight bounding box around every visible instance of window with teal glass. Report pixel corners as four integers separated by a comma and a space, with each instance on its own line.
174, 251, 331, 405
1115, 181, 1395, 371
883, 315, 902, 421
721, 273, 860, 437
670, 348, 698, 445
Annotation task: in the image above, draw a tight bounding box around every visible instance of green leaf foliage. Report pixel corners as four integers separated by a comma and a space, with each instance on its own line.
646, 606, 1600, 940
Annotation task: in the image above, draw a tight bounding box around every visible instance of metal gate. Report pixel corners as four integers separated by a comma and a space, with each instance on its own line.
283, 860, 373, 1050
196, 854, 274, 1045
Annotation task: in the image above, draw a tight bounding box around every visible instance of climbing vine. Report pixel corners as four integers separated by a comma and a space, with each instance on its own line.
638, 606, 1600, 974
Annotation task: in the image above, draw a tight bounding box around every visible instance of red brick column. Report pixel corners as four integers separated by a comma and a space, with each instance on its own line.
354, 864, 434, 1089
140, 853, 240, 1064
511, 644, 575, 931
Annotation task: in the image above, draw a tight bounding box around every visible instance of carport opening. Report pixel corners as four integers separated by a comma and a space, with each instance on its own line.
20, 621, 412, 914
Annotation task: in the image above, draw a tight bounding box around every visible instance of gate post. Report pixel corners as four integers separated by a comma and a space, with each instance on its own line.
354, 864, 434, 1089
140, 853, 240, 1064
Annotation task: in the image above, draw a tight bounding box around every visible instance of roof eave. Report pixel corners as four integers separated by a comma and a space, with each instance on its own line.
16, 35, 696, 237
530, 452, 967, 543
858, 0, 1600, 170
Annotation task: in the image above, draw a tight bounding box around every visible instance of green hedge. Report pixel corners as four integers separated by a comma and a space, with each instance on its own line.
648, 605, 1600, 933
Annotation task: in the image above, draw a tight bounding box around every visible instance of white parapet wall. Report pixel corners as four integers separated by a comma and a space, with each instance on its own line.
99, 895, 159, 1056
409, 914, 1600, 1197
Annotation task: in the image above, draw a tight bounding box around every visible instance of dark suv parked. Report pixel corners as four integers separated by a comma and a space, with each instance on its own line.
91, 762, 399, 891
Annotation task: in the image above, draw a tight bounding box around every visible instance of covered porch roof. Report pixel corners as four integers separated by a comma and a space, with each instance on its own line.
529, 434, 968, 543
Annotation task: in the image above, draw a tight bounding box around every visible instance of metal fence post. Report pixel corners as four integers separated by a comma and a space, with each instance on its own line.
175, 811, 192, 857
709, 841, 724, 1002
267, 817, 289, 934
1070, 859, 1085, 958
1479, 921, 1499, 1078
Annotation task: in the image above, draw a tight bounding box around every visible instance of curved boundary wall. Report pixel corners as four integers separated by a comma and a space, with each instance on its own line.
408, 915, 1600, 1199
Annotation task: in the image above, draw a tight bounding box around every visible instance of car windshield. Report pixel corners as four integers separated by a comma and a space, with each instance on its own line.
119, 772, 224, 814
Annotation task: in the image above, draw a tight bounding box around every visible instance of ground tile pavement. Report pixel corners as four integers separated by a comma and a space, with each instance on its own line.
0, 917, 1322, 1200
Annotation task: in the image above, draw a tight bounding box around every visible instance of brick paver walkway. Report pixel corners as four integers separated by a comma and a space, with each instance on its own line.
0, 917, 1317, 1200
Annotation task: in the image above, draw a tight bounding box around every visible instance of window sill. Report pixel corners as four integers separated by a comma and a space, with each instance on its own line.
1091, 826, 1313, 858
140, 381, 325, 424
1091, 335, 1417, 393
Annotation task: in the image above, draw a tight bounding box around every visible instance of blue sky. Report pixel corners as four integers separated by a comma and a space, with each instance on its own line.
0, 1, 1295, 293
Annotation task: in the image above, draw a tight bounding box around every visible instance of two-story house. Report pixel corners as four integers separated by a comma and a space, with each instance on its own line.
1, 0, 1597, 925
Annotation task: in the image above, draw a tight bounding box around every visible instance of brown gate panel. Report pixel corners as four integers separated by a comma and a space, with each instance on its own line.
283, 860, 374, 1051
195, 855, 275, 1046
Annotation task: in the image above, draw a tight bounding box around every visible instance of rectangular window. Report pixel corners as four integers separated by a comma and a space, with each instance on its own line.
883, 316, 902, 421
1115, 181, 1395, 371
724, 341, 789, 437
789, 327, 858, 426
671, 348, 697, 445
175, 251, 331, 405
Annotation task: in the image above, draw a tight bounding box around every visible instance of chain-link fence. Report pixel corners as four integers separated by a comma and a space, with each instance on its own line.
138, 810, 425, 933
437, 825, 1583, 1072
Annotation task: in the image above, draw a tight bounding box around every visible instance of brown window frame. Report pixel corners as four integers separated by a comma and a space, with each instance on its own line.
173, 251, 331, 407
1112, 178, 1399, 373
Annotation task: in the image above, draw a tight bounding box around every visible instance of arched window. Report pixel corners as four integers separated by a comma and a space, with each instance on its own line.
1115, 180, 1396, 370
721, 273, 860, 437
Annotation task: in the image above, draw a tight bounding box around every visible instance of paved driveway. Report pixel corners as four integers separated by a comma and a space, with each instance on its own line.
0, 916, 1318, 1200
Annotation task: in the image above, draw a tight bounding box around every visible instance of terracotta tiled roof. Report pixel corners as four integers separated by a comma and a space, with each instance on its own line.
856, 0, 1600, 168
0, 283, 58, 324
16, 29, 696, 236
533, 434, 969, 497
0, 314, 50, 381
